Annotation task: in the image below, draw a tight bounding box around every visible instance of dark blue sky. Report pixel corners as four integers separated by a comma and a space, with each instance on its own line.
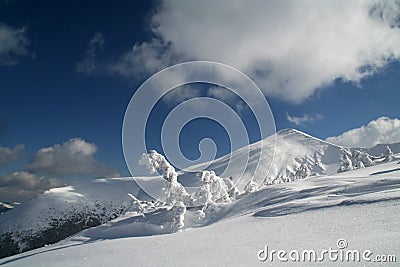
1, 0, 399, 186
0, 1, 157, 177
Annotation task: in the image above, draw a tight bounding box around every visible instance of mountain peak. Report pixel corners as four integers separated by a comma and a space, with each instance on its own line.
276, 128, 315, 139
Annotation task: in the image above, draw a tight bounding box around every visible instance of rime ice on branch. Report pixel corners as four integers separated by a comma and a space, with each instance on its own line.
338, 148, 354, 173
385, 146, 394, 162
195, 170, 232, 205
244, 178, 258, 193
139, 150, 190, 206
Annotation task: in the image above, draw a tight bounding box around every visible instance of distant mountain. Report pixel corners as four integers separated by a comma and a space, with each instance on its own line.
0, 178, 138, 259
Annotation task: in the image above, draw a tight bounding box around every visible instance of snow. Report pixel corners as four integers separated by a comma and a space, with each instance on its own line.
1, 129, 399, 265
1, 159, 399, 266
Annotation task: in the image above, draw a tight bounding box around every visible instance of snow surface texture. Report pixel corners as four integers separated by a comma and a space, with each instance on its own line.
1, 160, 399, 266
0, 129, 399, 265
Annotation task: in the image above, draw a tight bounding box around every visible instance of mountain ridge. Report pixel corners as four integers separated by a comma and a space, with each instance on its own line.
1, 128, 399, 259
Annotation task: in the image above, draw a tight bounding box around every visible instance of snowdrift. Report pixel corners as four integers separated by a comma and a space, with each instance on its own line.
1, 128, 399, 260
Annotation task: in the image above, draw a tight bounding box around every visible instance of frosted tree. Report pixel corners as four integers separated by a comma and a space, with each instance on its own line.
384, 146, 394, 162
192, 171, 213, 207
223, 177, 240, 199
127, 193, 145, 216
295, 163, 311, 179
338, 148, 353, 173
195, 170, 231, 204
139, 150, 190, 206
355, 160, 365, 169
352, 150, 364, 169
360, 150, 374, 167
353, 150, 374, 169
171, 202, 186, 230
244, 178, 258, 193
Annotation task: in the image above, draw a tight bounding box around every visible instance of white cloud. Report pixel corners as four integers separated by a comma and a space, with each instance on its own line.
111, 0, 400, 103
76, 32, 105, 75
326, 117, 400, 148
286, 112, 323, 126
26, 138, 109, 176
0, 144, 24, 166
0, 22, 31, 65
162, 85, 202, 105
108, 38, 178, 79
0, 171, 63, 203
207, 86, 236, 103
207, 86, 247, 114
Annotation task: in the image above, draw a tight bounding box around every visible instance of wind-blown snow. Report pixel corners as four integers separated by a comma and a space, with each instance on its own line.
1, 159, 399, 266
1, 129, 399, 265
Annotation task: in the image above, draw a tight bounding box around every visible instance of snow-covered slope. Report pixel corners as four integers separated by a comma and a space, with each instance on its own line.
362, 141, 400, 156
1, 128, 399, 261
180, 128, 343, 190
180, 129, 400, 191
1, 159, 399, 266
0, 178, 139, 258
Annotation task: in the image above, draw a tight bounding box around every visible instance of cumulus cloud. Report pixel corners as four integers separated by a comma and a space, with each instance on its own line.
207, 86, 247, 113
0, 144, 24, 166
326, 117, 400, 148
286, 112, 323, 126
108, 38, 178, 79
26, 138, 109, 176
162, 85, 203, 105
207, 86, 236, 103
0, 22, 31, 65
76, 32, 105, 75
110, 0, 400, 103
0, 171, 64, 203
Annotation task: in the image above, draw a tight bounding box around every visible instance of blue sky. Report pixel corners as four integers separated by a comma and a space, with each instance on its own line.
1, 0, 400, 202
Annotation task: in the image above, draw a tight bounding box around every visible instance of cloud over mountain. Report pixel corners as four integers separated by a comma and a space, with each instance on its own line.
26, 138, 109, 176
326, 117, 400, 148
108, 0, 400, 103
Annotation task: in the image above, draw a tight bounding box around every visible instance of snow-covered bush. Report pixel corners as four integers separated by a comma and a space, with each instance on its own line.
295, 163, 311, 179
384, 146, 394, 162
171, 202, 186, 230
352, 150, 373, 168
194, 170, 231, 204
338, 148, 354, 173
127, 193, 145, 216
244, 178, 258, 193
223, 177, 240, 199
139, 150, 190, 206
139, 150, 178, 183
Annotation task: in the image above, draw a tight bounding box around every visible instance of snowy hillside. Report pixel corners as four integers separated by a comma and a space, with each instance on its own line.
179, 128, 343, 191
180, 128, 400, 190
1, 158, 399, 266
0, 178, 139, 258
1, 128, 399, 261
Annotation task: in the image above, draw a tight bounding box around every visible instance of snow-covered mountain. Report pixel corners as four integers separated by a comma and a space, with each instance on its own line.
1, 128, 399, 261
0, 178, 138, 258
1, 157, 399, 266
180, 128, 399, 190
177, 128, 342, 191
